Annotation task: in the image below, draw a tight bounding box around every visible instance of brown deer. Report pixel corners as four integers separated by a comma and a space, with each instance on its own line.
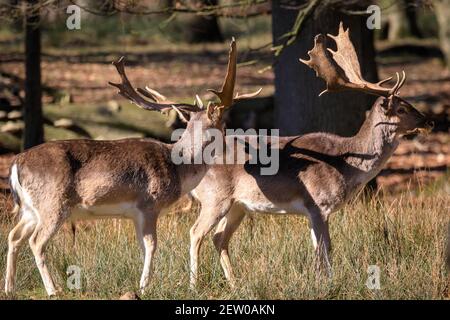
188, 23, 433, 288
4, 39, 260, 296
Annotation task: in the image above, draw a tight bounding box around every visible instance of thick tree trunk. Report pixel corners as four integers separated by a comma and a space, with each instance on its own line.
404, 0, 423, 38
272, 1, 378, 136
159, 0, 174, 8
23, 0, 44, 149
184, 0, 223, 43
434, 0, 450, 70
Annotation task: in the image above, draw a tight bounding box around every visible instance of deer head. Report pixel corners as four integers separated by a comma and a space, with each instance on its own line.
300, 22, 433, 136
109, 38, 261, 132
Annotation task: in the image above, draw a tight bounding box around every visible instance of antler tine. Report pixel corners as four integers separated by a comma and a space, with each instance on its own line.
135, 87, 165, 103
136, 87, 158, 102
377, 76, 393, 86
396, 70, 406, 94
301, 21, 407, 98
208, 37, 237, 109
234, 88, 263, 101
391, 72, 400, 94
208, 37, 262, 108
195, 95, 204, 109
207, 38, 262, 111
142, 86, 168, 102
109, 56, 200, 113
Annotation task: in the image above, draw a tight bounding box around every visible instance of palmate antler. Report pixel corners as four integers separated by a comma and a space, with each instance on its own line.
108, 57, 201, 114
207, 38, 262, 119
300, 22, 406, 98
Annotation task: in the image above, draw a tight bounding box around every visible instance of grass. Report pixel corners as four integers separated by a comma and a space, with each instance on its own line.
0, 183, 448, 300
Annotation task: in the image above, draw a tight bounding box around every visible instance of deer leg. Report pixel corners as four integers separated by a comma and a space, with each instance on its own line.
309, 213, 332, 277
135, 211, 158, 293
28, 215, 64, 296
212, 205, 246, 288
133, 215, 145, 255
189, 200, 232, 290
5, 211, 37, 295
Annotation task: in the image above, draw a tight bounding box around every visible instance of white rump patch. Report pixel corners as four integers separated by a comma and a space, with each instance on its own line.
10, 164, 38, 222
10, 164, 20, 198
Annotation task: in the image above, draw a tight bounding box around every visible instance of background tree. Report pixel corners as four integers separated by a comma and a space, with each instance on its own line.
434, 0, 450, 70
383, 0, 423, 41
272, 0, 378, 136
404, 0, 423, 38
23, 0, 44, 149
4, 0, 448, 149
183, 0, 223, 43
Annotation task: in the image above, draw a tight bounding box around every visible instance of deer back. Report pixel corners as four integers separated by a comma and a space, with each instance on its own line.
13, 138, 181, 213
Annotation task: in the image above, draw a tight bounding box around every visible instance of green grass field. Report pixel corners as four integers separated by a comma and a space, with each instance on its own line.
0, 181, 448, 300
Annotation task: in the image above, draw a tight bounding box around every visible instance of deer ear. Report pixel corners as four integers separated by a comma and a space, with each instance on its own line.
206, 101, 213, 118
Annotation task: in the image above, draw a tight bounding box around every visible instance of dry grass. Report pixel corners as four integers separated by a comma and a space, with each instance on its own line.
0, 183, 448, 300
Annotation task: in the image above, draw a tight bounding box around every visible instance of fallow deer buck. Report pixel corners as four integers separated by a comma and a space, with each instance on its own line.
188, 23, 434, 288
4, 39, 260, 296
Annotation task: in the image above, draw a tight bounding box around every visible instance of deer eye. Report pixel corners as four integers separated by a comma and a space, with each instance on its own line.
397, 107, 407, 115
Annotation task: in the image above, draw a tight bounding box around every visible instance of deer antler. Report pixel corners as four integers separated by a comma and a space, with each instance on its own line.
300, 22, 406, 97
208, 38, 262, 111
108, 57, 201, 114
208, 38, 237, 108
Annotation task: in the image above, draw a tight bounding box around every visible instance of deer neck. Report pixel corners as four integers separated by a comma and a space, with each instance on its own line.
172, 121, 215, 195
349, 104, 399, 177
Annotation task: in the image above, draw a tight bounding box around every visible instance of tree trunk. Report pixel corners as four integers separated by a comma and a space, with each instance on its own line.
386, 1, 405, 41
23, 0, 44, 149
434, 0, 450, 70
404, 0, 423, 38
272, 1, 378, 136
184, 0, 223, 43
158, 0, 174, 8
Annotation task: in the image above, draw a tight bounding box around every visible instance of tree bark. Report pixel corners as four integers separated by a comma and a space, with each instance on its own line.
272, 1, 378, 136
23, 0, 44, 149
184, 0, 223, 43
386, 1, 405, 41
434, 0, 450, 70
404, 0, 423, 38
